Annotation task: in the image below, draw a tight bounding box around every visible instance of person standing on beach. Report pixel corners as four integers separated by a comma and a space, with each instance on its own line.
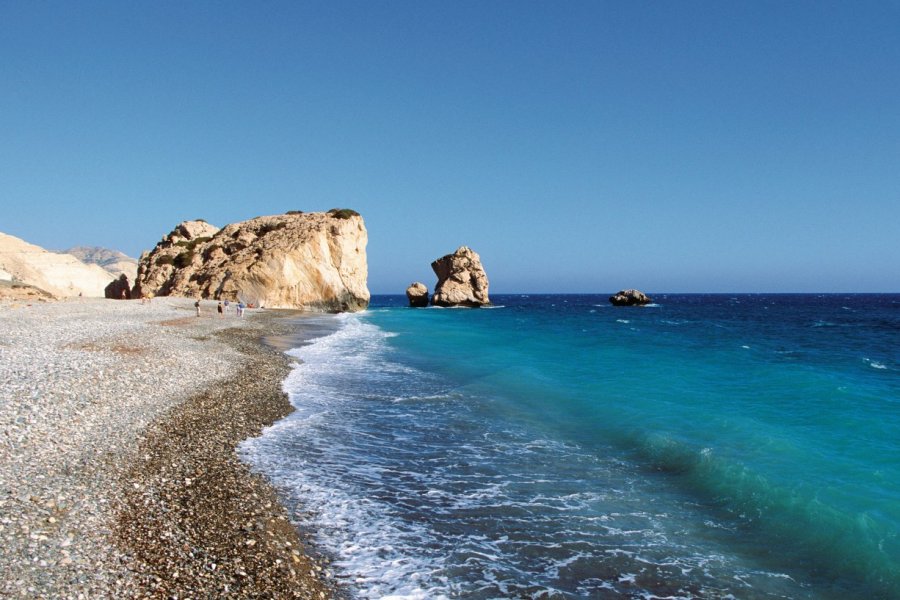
217, 302, 223, 317
237, 302, 245, 318
195, 299, 201, 317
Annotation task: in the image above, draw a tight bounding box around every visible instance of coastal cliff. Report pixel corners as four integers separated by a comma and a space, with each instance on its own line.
132, 210, 370, 312
0, 232, 117, 298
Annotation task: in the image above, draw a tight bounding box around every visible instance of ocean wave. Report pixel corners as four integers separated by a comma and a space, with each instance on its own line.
241, 298, 900, 600
863, 358, 889, 370
628, 430, 900, 597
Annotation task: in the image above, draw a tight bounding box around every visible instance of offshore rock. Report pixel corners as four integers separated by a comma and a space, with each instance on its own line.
105, 274, 132, 299
406, 282, 429, 307
430, 246, 490, 307
132, 211, 369, 312
609, 289, 652, 306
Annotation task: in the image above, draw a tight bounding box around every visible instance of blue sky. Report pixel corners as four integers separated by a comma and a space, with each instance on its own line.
2, 1, 898, 293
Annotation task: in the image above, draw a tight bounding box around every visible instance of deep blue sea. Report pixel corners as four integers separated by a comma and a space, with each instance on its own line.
240, 294, 900, 599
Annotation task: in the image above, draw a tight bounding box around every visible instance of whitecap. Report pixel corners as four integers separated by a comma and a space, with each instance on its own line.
863, 358, 889, 370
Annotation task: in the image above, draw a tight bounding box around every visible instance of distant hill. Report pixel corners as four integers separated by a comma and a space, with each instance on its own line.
65, 246, 138, 280
0, 233, 117, 298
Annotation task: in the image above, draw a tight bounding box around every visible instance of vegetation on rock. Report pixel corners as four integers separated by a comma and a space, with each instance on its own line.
258, 222, 287, 236
173, 251, 194, 269
327, 208, 360, 219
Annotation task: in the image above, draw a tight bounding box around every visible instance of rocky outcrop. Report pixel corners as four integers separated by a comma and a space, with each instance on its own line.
430, 246, 490, 307
131, 219, 220, 298
609, 289, 652, 306
132, 210, 369, 312
406, 282, 429, 307
0, 232, 117, 298
0, 280, 55, 302
105, 274, 132, 299
66, 246, 138, 281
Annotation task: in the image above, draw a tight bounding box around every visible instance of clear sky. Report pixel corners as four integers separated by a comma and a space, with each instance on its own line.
2, 1, 898, 293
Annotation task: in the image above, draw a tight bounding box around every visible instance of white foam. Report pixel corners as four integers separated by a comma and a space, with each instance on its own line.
242, 309, 822, 599
243, 315, 456, 598
863, 358, 889, 370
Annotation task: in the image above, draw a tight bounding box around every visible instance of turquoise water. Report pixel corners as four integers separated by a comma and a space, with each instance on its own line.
241, 294, 900, 599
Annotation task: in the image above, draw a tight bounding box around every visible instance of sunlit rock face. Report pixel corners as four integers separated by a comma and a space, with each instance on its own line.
132, 211, 369, 312
0, 232, 116, 298
430, 246, 490, 308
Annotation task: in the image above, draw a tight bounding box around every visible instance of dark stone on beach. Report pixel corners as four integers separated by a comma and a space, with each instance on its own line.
105, 274, 131, 300
113, 318, 336, 599
406, 282, 429, 307
609, 289, 652, 306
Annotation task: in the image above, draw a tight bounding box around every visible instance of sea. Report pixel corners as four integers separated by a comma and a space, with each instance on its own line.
239, 294, 900, 600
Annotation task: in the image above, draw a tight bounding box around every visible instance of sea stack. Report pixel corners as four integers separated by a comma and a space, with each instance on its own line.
430, 246, 490, 307
406, 282, 429, 307
132, 210, 370, 312
609, 289, 652, 306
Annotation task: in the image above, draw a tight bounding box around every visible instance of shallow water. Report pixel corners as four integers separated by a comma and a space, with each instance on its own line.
241, 294, 900, 599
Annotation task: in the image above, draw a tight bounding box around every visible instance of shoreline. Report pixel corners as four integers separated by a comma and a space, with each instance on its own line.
0, 298, 335, 598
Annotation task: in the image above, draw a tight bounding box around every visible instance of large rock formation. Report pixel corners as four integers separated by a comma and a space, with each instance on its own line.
430, 246, 490, 307
132, 210, 369, 312
406, 282, 429, 307
0, 232, 117, 298
105, 274, 132, 299
66, 246, 138, 281
609, 289, 652, 306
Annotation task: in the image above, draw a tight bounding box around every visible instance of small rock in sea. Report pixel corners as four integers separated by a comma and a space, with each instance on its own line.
609, 289, 652, 306
405, 282, 429, 307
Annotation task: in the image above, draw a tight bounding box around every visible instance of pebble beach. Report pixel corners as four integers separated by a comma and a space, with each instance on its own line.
0, 297, 333, 598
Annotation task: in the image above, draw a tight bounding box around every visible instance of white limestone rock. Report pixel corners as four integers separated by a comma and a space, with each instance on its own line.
132, 210, 369, 312
430, 246, 490, 307
0, 232, 117, 298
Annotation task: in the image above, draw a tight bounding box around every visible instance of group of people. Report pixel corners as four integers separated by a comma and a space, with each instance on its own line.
195, 298, 247, 317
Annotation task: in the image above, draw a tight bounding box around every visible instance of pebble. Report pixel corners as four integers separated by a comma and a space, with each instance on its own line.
0, 297, 335, 598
